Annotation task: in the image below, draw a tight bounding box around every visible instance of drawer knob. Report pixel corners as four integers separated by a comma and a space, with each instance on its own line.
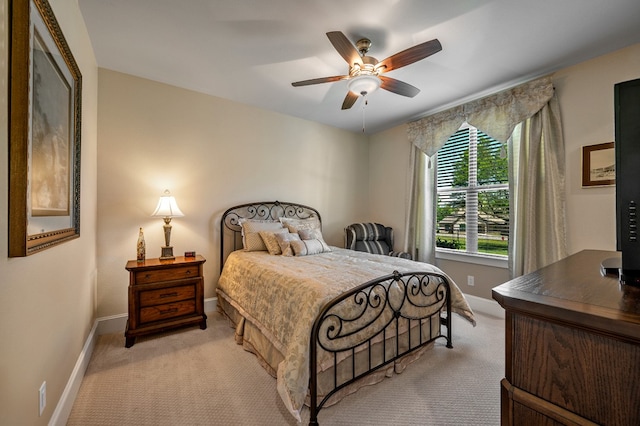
185, 270, 192, 275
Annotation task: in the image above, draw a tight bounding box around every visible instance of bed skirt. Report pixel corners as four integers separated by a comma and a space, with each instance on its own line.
217, 293, 435, 409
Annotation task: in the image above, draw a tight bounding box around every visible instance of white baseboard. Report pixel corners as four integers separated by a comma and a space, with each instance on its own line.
49, 319, 98, 426
50, 297, 218, 426
464, 294, 505, 319
96, 313, 128, 335
204, 297, 218, 316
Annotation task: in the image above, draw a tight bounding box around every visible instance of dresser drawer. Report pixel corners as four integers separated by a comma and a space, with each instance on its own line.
140, 284, 195, 307
135, 265, 199, 284
140, 300, 196, 324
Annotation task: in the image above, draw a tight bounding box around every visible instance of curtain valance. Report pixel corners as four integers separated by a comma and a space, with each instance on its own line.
407, 76, 554, 156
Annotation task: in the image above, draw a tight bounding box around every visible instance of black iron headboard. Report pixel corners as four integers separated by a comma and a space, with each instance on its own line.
219, 201, 321, 273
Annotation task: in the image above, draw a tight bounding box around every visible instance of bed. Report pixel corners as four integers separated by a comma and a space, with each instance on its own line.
217, 201, 475, 425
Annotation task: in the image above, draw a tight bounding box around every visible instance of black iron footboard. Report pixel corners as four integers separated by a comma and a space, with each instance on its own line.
308, 270, 452, 426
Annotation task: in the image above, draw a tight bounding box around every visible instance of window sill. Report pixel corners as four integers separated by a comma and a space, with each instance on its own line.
436, 248, 509, 269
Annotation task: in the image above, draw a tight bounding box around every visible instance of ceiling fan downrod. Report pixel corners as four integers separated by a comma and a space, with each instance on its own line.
355, 38, 371, 56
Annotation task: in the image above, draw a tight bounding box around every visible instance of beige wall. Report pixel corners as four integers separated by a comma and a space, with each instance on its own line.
0, 0, 98, 424
369, 43, 640, 300
96, 69, 369, 317
367, 125, 412, 242
555, 43, 640, 253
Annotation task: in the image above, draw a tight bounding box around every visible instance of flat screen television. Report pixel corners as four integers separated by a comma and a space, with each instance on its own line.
604, 77, 640, 286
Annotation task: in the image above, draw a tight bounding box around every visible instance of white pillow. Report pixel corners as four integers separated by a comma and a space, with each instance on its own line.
275, 232, 301, 257
238, 219, 284, 251
290, 239, 331, 256
298, 228, 331, 253
279, 216, 321, 233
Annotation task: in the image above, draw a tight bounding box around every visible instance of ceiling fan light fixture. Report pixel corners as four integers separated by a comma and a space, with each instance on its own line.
348, 75, 381, 96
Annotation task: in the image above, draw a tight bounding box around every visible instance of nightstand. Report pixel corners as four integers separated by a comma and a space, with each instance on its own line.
124, 255, 207, 347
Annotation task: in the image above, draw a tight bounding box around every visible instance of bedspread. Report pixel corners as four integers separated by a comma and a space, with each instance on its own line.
217, 247, 475, 422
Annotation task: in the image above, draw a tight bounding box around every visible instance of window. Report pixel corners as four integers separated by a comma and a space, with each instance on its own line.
436, 125, 509, 257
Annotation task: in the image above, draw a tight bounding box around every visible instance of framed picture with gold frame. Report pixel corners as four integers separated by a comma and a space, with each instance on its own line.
582, 142, 615, 187
8, 0, 82, 257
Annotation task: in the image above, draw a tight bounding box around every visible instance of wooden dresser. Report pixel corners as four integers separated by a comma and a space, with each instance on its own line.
125, 255, 207, 347
492, 250, 640, 425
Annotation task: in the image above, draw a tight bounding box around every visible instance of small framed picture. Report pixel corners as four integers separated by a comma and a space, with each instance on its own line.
582, 142, 615, 187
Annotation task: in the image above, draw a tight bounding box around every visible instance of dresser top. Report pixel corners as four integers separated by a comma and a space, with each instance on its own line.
492, 250, 640, 341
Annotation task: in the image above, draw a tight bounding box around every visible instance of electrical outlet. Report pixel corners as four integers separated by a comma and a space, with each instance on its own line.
467, 275, 475, 286
39, 381, 46, 416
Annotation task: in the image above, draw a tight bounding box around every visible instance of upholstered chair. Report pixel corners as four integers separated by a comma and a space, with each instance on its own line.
344, 223, 412, 259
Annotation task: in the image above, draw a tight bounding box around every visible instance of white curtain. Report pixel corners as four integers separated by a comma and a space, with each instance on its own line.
405, 76, 567, 276
508, 95, 567, 275
403, 145, 436, 263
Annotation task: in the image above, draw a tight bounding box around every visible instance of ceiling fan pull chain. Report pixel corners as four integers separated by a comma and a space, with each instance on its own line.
362, 97, 368, 133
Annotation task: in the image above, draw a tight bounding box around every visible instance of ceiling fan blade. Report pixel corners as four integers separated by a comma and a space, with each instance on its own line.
292, 75, 348, 87
377, 39, 442, 73
326, 31, 363, 67
379, 76, 420, 98
341, 91, 359, 110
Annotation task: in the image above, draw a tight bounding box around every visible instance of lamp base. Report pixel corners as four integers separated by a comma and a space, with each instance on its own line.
159, 246, 175, 260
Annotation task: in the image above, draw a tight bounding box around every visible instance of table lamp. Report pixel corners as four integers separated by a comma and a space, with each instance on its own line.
151, 189, 184, 260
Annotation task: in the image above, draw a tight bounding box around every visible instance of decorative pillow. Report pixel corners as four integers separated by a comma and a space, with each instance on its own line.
298, 228, 331, 252
290, 239, 331, 256
298, 227, 321, 239
275, 232, 301, 257
259, 229, 289, 255
238, 219, 284, 251
279, 216, 321, 234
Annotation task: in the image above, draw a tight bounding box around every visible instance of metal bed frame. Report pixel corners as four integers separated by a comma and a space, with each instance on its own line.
219, 201, 453, 425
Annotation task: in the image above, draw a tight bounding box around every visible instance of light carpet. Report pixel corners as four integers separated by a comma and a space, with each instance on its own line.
67, 310, 504, 425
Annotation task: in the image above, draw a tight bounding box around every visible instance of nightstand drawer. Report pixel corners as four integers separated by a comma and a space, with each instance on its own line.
140, 300, 196, 323
135, 265, 199, 284
140, 284, 195, 307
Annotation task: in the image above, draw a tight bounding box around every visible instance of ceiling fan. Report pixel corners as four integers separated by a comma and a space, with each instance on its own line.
292, 31, 442, 110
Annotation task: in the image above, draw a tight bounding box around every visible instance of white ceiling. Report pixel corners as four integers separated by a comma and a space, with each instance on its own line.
78, 0, 640, 134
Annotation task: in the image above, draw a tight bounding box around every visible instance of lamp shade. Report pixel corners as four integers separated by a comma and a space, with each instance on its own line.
151, 190, 184, 218
348, 75, 381, 96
